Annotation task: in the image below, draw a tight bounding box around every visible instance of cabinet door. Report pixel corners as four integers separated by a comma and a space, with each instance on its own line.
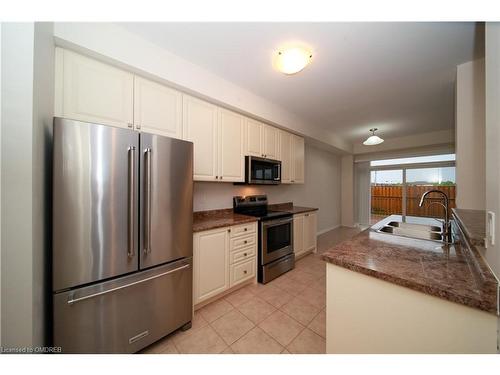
262, 125, 280, 160
279, 131, 292, 183
183, 95, 218, 181
134, 76, 183, 138
194, 228, 229, 304
293, 214, 304, 256
291, 135, 305, 183
304, 212, 317, 252
218, 109, 245, 182
245, 118, 263, 157
56, 48, 133, 129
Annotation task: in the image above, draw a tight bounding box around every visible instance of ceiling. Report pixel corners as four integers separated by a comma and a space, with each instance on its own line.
119, 22, 483, 145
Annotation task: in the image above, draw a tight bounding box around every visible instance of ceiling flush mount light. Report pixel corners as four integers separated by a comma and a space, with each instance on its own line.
363, 128, 384, 146
275, 47, 312, 75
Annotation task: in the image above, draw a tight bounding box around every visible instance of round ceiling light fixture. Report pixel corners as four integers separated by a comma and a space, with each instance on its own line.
275, 47, 312, 75
363, 128, 384, 146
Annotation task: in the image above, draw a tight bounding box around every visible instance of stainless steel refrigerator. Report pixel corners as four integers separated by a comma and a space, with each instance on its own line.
52, 117, 193, 353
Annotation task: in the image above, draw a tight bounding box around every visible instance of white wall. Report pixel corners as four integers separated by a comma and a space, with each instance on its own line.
485, 23, 500, 282
194, 143, 341, 234
340, 155, 355, 227
1, 22, 54, 349
52, 22, 351, 154
455, 59, 486, 210
354, 161, 371, 226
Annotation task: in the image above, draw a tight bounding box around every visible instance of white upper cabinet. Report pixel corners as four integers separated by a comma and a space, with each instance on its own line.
54, 48, 306, 183
244, 119, 280, 160
55, 48, 134, 129
262, 124, 280, 160
133, 76, 183, 139
218, 109, 245, 182
291, 134, 305, 183
279, 130, 292, 183
245, 118, 263, 157
183, 95, 218, 181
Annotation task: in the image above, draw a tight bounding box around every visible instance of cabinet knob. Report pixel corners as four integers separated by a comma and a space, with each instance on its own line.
216, 176, 218, 179
244, 228, 247, 231
244, 240, 247, 244
243, 270, 247, 274
136, 124, 141, 129
244, 253, 247, 256
127, 123, 133, 128
228, 229, 231, 233
220, 176, 223, 180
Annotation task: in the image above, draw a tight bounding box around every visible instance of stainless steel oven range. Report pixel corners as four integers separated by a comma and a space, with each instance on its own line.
233, 195, 294, 283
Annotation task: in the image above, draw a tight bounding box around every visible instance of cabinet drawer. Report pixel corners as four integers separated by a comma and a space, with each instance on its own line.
230, 233, 256, 251
230, 223, 256, 238
230, 258, 256, 287
230, 245, 256, 265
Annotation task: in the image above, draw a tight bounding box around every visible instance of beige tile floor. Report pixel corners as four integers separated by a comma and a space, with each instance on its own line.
141, 225, 362, 354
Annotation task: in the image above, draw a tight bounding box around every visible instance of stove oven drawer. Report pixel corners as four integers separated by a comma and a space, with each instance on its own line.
230, 233, 256, 251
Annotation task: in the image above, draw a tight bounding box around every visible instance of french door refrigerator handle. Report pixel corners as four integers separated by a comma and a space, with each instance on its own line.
66, 263, 191, 305
144, 147, 152, 254
127, 146, 136, 258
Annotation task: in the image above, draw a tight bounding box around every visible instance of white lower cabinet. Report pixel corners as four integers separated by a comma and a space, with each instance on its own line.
293, 211, 317, 258
193, 227, 229, 303
193, 222, 257, 306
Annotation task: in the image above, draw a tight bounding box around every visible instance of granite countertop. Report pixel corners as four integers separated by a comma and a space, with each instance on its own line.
452, 208, 486, 247
193, 209, 258, 232
321, 215, 498, 314
269, 202, 319, 215
193, 203, 318, 232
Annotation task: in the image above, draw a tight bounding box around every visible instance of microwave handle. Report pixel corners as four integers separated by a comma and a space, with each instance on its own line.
274, 164, 281, 181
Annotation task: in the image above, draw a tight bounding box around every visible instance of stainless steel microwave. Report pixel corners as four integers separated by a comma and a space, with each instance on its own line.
245, 156, 281, 185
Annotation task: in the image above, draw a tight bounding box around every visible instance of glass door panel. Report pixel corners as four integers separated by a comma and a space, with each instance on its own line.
370, 169, 403, 224
405, 167, 456, 219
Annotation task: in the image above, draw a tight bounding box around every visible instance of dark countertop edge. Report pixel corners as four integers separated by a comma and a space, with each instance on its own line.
452, 208, 486, 247
322, 253, 497, 315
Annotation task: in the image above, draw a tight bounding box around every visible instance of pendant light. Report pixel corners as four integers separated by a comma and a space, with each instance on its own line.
363, 128, 384, 146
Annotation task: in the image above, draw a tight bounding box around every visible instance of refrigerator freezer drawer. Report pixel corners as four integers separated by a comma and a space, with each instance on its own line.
53, 258, 192, 353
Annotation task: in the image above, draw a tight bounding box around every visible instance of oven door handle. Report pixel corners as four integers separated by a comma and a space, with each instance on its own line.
262, 217, 293, 228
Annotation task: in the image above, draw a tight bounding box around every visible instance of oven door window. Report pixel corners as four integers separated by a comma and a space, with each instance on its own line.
251, 160, 278, 181
266, 222, 291, 253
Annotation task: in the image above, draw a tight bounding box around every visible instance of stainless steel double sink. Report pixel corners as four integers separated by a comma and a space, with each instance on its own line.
377, 220, 444, 242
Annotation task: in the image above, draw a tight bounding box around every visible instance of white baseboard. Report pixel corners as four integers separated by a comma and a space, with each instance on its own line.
317, 224, 340, 236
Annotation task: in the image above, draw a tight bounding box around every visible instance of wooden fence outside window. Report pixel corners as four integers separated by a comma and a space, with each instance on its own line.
371, 184, 456, 218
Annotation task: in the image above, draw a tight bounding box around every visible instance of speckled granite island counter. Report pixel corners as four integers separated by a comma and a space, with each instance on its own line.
321, 215, 499, 354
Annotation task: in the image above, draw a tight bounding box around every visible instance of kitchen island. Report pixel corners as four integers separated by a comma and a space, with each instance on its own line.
321, 215, 499, 354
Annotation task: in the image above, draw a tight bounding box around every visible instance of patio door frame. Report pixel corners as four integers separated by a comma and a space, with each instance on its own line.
370, 160, 456, 219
